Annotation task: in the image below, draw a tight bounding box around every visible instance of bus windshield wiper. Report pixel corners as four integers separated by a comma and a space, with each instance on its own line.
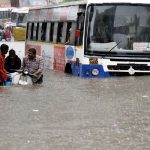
103, 41, 121, 58
108, 41, 122, 53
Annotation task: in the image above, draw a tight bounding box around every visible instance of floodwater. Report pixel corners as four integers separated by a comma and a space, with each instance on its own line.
0, 70, 150, 150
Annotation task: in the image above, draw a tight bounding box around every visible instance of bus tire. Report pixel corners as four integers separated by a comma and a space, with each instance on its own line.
65, 63, 72, 74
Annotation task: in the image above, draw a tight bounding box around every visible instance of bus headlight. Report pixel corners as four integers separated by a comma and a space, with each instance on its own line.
92, 68, 99, 76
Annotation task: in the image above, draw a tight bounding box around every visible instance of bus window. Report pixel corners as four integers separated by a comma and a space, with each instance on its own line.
38, 23, 42, 41
18, 13, 27, 25
36, 23, 39, 41
70, 22, 76, 45
66, 22, 72, 43
2, 11, 4, 18
27, 23, 32, 40
41, 22, 47, 41
30, 23, 34, 40
33, 23, 37, 41
46, 22, 50, 42
0, 12, 3, 19
57, 22, 63, 43
6, 11, 8, 18
50, 22, 54, 42
26, 22, 29, 39
8, 11, 11, 18
5, 11, 7, 18
75, 12, 85, 45
61, 22, 67, 44
3, 11, 5, 18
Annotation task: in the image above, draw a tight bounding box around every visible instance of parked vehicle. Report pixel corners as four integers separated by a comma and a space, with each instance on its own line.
26, 0, 150, 78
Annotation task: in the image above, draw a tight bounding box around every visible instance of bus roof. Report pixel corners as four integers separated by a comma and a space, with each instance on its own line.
28, 0, 87, 11
28, 1, 86, 22
0, 7, 13, 11
87, 0, 150, 4
28, 0, 150, 11
11, 7, 29, 13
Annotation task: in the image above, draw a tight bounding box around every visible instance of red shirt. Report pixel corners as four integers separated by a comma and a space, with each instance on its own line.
0, 53, 8, 83
5, 30, 11, 38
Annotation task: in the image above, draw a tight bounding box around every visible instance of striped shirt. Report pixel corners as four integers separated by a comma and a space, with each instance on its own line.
23, 55, 44, 83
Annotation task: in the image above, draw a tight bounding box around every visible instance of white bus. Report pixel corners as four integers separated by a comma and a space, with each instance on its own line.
11, 7, 29, 27
11, 7, 29, 41
25, 0, 150, 78
0, 7, 13, 27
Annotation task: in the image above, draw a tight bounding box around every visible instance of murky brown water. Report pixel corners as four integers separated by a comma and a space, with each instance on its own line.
0, 70, 150, 150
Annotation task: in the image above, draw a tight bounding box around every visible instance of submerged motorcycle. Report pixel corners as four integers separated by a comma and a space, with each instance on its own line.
4, 70, 33, 86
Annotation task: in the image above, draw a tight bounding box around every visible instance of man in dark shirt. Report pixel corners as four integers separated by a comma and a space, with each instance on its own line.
5, 49, 21, 73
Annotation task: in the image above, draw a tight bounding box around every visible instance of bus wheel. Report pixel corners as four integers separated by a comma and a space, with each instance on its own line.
65, 63, 72, 74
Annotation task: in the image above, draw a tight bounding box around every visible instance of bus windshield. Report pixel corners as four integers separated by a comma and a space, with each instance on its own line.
85, 4, 150, 54
17, 13, 27, 26
11, 12, 27, 27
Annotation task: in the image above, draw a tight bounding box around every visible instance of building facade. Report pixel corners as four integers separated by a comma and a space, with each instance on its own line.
0, 0, 11, 7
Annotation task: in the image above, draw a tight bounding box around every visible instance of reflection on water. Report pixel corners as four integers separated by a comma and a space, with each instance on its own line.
0, 71, 150, 149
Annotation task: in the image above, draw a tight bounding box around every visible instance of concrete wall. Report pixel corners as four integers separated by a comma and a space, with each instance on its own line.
0, 0, 11, 7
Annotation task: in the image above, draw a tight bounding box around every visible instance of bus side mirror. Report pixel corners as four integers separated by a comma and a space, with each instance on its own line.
75, 29, 80, 39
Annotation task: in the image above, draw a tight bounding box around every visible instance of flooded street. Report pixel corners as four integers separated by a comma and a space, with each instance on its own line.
0, 71, 150, 149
